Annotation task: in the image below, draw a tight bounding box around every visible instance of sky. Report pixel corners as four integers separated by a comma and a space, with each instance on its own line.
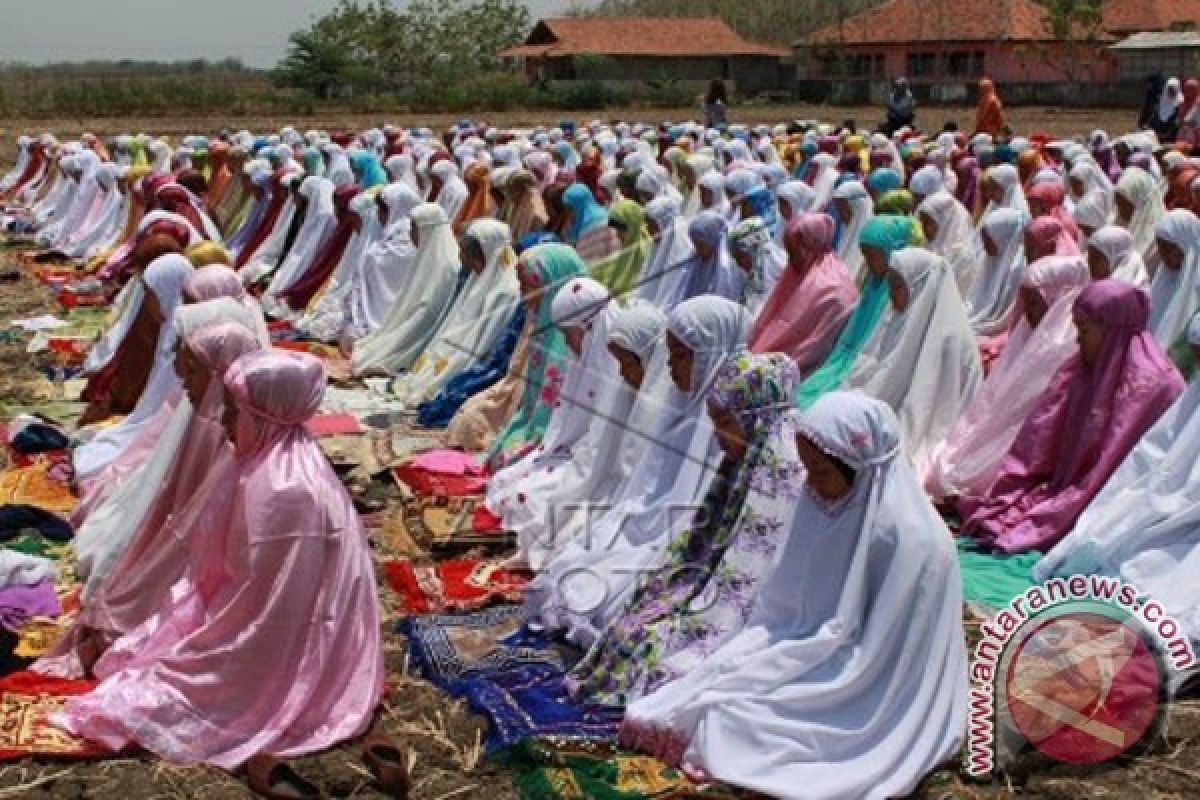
0, 0, 584, 68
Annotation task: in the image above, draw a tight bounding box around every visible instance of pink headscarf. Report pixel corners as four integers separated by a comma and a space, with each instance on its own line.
182, 265, 270, 345
84, 322, 262, 641
748, 212, 858, 376
57, 350, 383, 767
960, 280, 1184, 553
1026, 215, 1080, 261
1027, 182, 1082, 243
39, 320, 261, 679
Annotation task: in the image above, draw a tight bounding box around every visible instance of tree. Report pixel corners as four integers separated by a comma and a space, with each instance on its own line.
1034, 0, 1107, 84
274, 0, 531, 95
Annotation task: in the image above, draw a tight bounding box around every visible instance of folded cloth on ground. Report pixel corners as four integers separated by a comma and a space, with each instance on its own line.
0, 462, 76, 515
0, 505, 74, 542
10, 424, 70, 455
0, 550, 56, 589
394, 451, 488, 498
0, 581, 59, 632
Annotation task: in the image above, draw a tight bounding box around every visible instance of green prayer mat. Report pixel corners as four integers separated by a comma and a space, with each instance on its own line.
497, 740, 746, 800
957, 538, 1040, 611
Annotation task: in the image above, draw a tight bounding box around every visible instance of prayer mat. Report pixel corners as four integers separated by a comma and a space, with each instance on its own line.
0, 461, 76, 514
957, 538, 1040, 611
399, 606, 565, 688
401, 497, 515, 552
401, 607, 619, 751
460, 663, 624, 752
385, 558, 530, 615
498, 739, 746, 800
306, 413, 363, 437
0, 671, 109, 761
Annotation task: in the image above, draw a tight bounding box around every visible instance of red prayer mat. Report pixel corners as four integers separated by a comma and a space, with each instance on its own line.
0, 671, 110, 761
305, 413, 363, 437
384, 558, 530, 615
393, 463, 487, 498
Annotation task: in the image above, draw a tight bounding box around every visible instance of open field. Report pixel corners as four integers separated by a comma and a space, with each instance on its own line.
0, 105, 1139, 161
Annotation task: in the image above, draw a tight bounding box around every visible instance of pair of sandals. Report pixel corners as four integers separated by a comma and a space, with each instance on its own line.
245, 734, 409, 799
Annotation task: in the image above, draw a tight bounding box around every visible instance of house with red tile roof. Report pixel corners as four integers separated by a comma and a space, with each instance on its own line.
499, 17, 791, 95
795, 0, 1200, 101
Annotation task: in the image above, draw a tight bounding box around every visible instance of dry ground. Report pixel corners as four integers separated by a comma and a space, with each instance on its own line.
0, 105, 1139, 162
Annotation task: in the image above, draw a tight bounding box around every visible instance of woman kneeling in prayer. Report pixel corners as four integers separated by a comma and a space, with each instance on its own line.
567, 350, 805, 707
53, 350, 383, 769
1034, 311, 1200, 641
960, 279, 1185, 553
619, 391, 967, 800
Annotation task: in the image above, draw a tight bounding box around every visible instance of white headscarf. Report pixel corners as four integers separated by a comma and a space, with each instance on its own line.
63, 163, 127, 260
295, 190, 384, 342
73, 254, 194, 482
982, 164, 1030, 218
637, 196, 695, 308
682, 154, 715, 217
808, 153, 839, 211
431, 159, 468, 221
909, 164, 947, 203
351, 203, 461, 375
347, 183, 422, 337
258, 177, 336, 309
622, 391, 966, 800
1149, 209, 1200, 348
926, 254, 1088, 500
391, 219, 522, 405
844, 249, 982, 472
832, 180, 874, 281
965, 207, 1028, 336
1116, 166, 1167, 260
1034, 312, 1200, 641
918, 190, 983, 295
489, 278, 626, 568
525, 295, 751, 644
1088, 225, 1150, 288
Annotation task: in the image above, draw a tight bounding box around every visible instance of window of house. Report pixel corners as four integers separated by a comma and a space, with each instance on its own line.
847, 53, 885, 77
906, 52, 937, 77
971, 51, 986, 76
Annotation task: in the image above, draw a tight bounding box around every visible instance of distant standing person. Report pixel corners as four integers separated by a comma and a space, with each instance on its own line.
1143, 75, 1182, 144
886, 77, 915, 134
974, 78, 1005, 138
702, 79, 728, 128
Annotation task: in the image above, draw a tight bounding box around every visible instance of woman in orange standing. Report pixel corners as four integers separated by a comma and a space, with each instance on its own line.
975, 78, 1005, 139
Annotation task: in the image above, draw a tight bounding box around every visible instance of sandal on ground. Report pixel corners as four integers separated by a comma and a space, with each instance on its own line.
245, 755, 323, 800
362, 733, 410, 798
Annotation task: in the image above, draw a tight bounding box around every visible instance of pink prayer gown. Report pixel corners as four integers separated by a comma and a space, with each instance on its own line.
54, 350, 383, 768
748, 212, 857, 376
960, 280, 1184, 553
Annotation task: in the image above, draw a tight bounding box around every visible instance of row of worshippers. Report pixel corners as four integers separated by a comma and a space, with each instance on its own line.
3, 115, 1200, 797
